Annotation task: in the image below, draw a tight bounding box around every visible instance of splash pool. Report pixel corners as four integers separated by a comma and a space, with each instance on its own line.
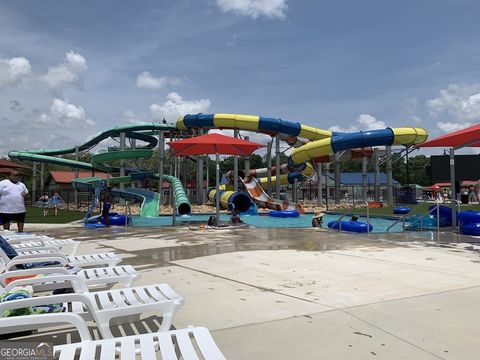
130, 213, 406, 233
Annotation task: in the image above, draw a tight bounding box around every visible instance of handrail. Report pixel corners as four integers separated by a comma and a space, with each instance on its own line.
386, 215, 405, 232
335, 213, 348, 231
448, 199, 461, 233
354, 200, 370, 236
413, 200, 440, 232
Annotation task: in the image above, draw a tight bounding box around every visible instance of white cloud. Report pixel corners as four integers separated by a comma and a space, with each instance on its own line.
436, 121, 472, 133
0, 57, 32, 87
215, 0, 287, 19
0, 53, 97, 156
42, 51, 87, 91
427, 83, 480, 121
329, 113, 386, 132
149, 92, 211, 121
136, 71, 182, 89
37, 98, 95, 127
356, 113, 386, 130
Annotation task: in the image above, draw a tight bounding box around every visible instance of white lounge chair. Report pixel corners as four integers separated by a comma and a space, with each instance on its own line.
8, 238, 79, 257
0, 275, 184, 338
1, 233, 79, 256
0, 313, 226, 359
0, 247, 121, 268
0, 263, 140, 292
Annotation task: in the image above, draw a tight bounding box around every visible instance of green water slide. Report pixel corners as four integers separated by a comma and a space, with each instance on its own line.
8, 122, 192, 215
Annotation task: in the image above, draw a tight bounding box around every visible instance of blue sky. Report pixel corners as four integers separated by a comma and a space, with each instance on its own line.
1, 0, 480, 156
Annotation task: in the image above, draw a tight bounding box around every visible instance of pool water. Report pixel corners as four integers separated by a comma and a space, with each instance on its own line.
242, 214, 405, 233
131, 213, 405, 233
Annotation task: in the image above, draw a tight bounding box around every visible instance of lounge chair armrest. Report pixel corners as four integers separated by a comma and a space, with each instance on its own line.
5, 256, 68, 272
2, 274, 89, 294
11, 252, 67, 261
0, 267, 69, 286
0, 313, 92, 340
15, 249, 65, 257
0, 293, 96, 316
13, 246, 60, 252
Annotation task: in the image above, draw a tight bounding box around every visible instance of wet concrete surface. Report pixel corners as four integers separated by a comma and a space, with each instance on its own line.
29, 224, 480, 270
16, 223, 480, 359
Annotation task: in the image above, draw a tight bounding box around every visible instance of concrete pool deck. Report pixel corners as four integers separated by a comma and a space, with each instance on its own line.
9, 223, 480, 359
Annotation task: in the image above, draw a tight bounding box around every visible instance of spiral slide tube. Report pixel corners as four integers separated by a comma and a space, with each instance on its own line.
8, 122, 191, 216
178, 113, 428, 180
290, 127, 428, 166
177, 113, 332, 185
177, 113, 428, 213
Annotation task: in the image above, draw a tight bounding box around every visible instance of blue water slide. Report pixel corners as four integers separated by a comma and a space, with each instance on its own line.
331, 129, 395, 152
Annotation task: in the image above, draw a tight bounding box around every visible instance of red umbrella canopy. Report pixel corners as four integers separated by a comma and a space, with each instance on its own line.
168, 133, 265, 156
417, 123, 480, 148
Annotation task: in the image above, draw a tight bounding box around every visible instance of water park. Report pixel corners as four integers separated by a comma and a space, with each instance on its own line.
2, 115, 480, 359
5, 113, 480, 237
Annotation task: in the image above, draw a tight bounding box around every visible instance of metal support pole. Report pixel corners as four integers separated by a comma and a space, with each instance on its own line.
325, 163, 329, 211
74, 147, 79, 208
119, 132, 126, 190
450, 148, 457, 229
374, 148, 380, 202
293, 178, 298, 203
215, 153, 220, 227
130, 139, 136, 188
205, 155, 209, 204
386, 146, 393, 205
244, 136, 250, 177
182, 157, 187, 192
197, 129, 204, 204
40, 163, 45, 195
362, 156, 368, 201
275, 135, 281, 200
233, 130, 239, 192
334, 152, 341, 204
158, 131, 164, 209
266, 141, 273, 197
31, 162, 37, 206
316, 162, 323, 207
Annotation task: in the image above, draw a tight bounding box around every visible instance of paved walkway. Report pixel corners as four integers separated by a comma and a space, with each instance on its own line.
16, 224, 480, 359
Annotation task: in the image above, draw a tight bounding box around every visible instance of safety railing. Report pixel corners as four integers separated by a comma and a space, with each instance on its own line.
448, 199, 461, 233
335, 213, 348, 231
335, 200, 370, 235
414, 199, 441, 232
386, 215, 406, 232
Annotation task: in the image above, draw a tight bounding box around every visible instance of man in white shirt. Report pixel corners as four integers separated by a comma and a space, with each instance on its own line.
0, 170, 29, 232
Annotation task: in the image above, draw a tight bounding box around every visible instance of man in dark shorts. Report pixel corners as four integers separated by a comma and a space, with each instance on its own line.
100, 184, 113, 227
0, 171, 29, 232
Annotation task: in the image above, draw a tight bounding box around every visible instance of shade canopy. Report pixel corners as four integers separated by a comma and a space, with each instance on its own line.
0, 159, 28, 169
168, 133, 264, 156
417, 123, 480, 149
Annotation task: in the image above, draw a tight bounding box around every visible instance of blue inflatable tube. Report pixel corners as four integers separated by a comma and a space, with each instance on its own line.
99, 212, 128, 226
460, 223, 480, 236
458, 211, 480, 236
458, 211, 480, 224
428, 205, 453, 225
393, 207, 411, 215
269, 210, 300, 218
327, 220, 373, 233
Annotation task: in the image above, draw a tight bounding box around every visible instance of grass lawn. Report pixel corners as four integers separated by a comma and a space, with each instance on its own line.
24, 206, 86, 223
330, 202, 480, 217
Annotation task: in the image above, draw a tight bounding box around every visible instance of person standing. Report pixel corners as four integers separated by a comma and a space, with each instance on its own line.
0, 171, 29, 232
39, 192, 49, 217
100, 184, 113, 227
